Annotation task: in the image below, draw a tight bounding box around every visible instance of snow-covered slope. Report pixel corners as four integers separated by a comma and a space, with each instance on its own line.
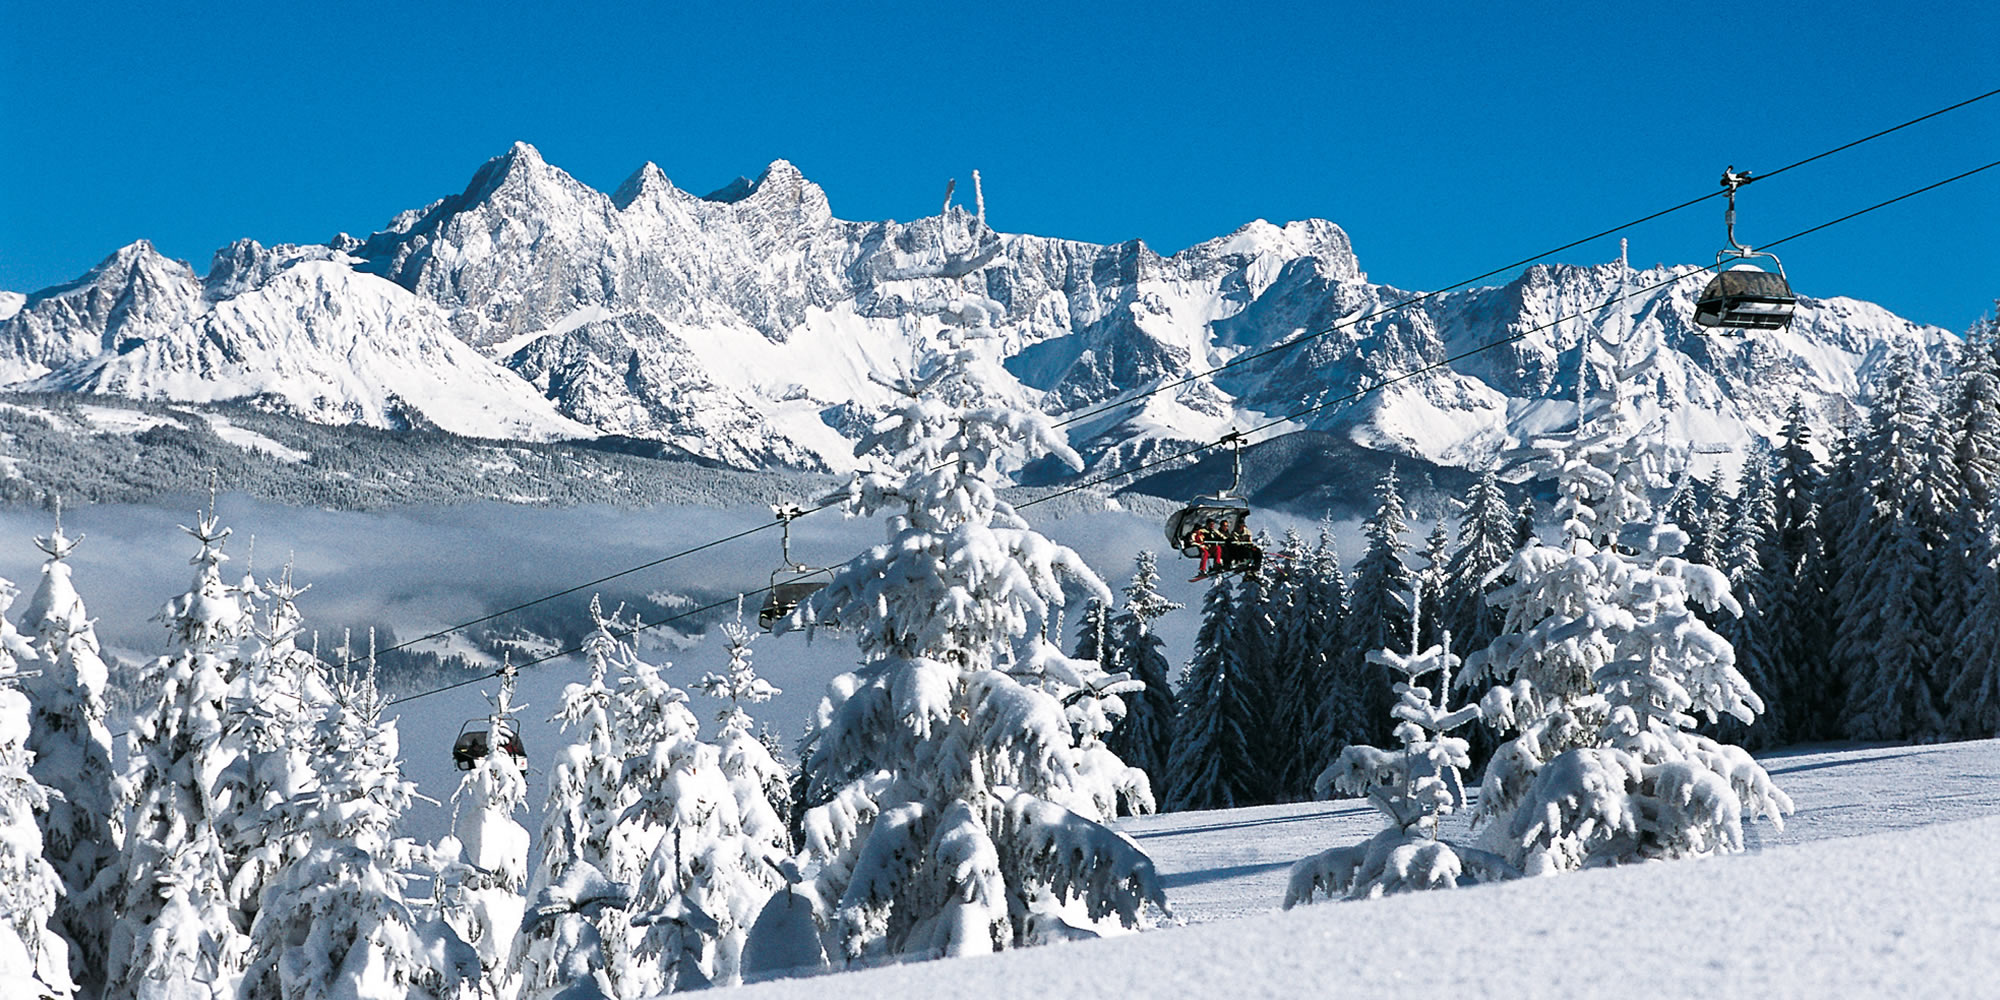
9, 241, 592, 440
3, 144, 1958, 476
729, 739, 2000, 999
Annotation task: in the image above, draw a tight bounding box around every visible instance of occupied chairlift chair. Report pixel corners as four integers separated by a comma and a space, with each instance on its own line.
758, 503, 834, 632
1164, 432, 1263, 580
1693, 167, 1798, 333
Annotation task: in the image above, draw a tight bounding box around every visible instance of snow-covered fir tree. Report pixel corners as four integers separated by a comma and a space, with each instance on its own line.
1944, 314, 2000, 738
215, 561, 329, 941
110, 508, 255, 1000
696, 608, 791, 858
1285, 639, 1513, 905
1713, 455, 1783, 747
1164, 577, 1261, 812
243, 666, 478, 1000
1441, 471, 1515, 662
1102, 552, 1181, 804
1259, 530, 1316, 802
1948, 525, 2000, 738
1226, 550, 1283, 805
1413, 523, 1450, 655
611, 608, 793, 990
1833, 347, 1959, 741
0, 609, 73, 999
1756, 397, 1829, 744
1463, 291, 1791, 873
1341, 466, 1414, 748
793, 238, 1165, 962
517, 596, 698, 1000
1290, 526, 1349, 800
437, 668, 531, 999
1809, 414, 1868, 740
18, 510, 121, 996
1069, 600, 1114, 677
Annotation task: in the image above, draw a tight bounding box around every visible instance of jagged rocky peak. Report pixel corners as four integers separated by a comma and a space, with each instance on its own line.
92, 239, 196, 283
205, 238, 348, 301
1174, 218, 1362, 283
702, 159, 832, 219
612, 161, 683, 211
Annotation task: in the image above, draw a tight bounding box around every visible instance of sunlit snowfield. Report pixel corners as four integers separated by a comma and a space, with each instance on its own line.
721, 740, 2000, 999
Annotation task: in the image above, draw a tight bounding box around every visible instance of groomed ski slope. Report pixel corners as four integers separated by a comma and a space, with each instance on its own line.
735, 740, 2000, 999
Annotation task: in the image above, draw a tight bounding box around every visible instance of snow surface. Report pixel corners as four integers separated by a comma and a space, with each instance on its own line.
735, 805, 2000, 999
0, 291, 22, 323
196, 413, 310, 462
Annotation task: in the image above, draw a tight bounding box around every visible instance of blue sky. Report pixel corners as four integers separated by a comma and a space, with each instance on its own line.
2, 2, 1994, 330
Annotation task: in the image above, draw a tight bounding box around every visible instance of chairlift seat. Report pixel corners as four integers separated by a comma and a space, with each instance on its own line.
453, 719, 526, 771
1166, 499, 1251, 556
759, 570, 833, 632
1695, 266, 1796, 331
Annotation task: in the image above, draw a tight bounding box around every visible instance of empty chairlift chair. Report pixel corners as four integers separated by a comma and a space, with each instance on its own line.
758, 503, 834, 632
1693, 167, 1797, 333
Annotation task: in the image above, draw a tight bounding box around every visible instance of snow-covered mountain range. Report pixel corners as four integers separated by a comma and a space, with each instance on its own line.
0, 142, 1957, 490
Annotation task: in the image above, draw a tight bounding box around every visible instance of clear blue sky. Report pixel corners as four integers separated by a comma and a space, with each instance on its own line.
2, 2, 1994, 331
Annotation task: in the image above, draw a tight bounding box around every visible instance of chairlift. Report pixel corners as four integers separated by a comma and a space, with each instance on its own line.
1693, 167, 1797, 333
758, 504, 834, 632
1164, 433, 1264, 581
452, 715, 527, 772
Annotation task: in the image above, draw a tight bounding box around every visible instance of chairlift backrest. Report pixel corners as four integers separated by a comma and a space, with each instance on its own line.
1695, 263, 1796, 331
452, 716, 527, 771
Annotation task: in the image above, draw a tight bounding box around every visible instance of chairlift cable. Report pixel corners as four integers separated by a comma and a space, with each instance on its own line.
338, 90, 2000, 680
1017, 156, 2000, 512
1048, 85, 2000, 433
374, 154, 1999, 712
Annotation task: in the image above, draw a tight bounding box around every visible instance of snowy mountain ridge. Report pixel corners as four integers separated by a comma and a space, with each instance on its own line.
0, 143, 1958, 492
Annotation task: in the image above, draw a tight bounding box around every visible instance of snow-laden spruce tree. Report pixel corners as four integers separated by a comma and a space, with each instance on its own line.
1258, 530, 1310, 801
1463, 285, 1791, 874
216, 561, 331, 940
1707, 453, 1783, 748
1103, 552, 1181, 804
793, 273, 1165, 963
1295, 526, 1351, 794
1227, 540, 1286, 805
615, 609, 790, 991
1945, 314, 2000, 738
1441, 471, 1515, 662
0, 611, 74, 999
1285, 638, 1515, 905
1413, 522, 1450, 653
1343, 466, 1414, 748
110, 507, 256, 1000
1164, 577, 1261, 812
1754, 398, 1828, 744
242, 666, 478, 1000
1832, 346, 1959, 741
19, 510, 121, 995
516, 596, 694, 1000
696, 609, 791, 861
437, 668, 531, 999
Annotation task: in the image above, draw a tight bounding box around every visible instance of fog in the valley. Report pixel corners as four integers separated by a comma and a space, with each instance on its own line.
0, 489, 1358, 842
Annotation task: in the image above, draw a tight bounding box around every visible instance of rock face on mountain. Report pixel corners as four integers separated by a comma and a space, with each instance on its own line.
5, 240, 590, 440
0, 143, 1956, 484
